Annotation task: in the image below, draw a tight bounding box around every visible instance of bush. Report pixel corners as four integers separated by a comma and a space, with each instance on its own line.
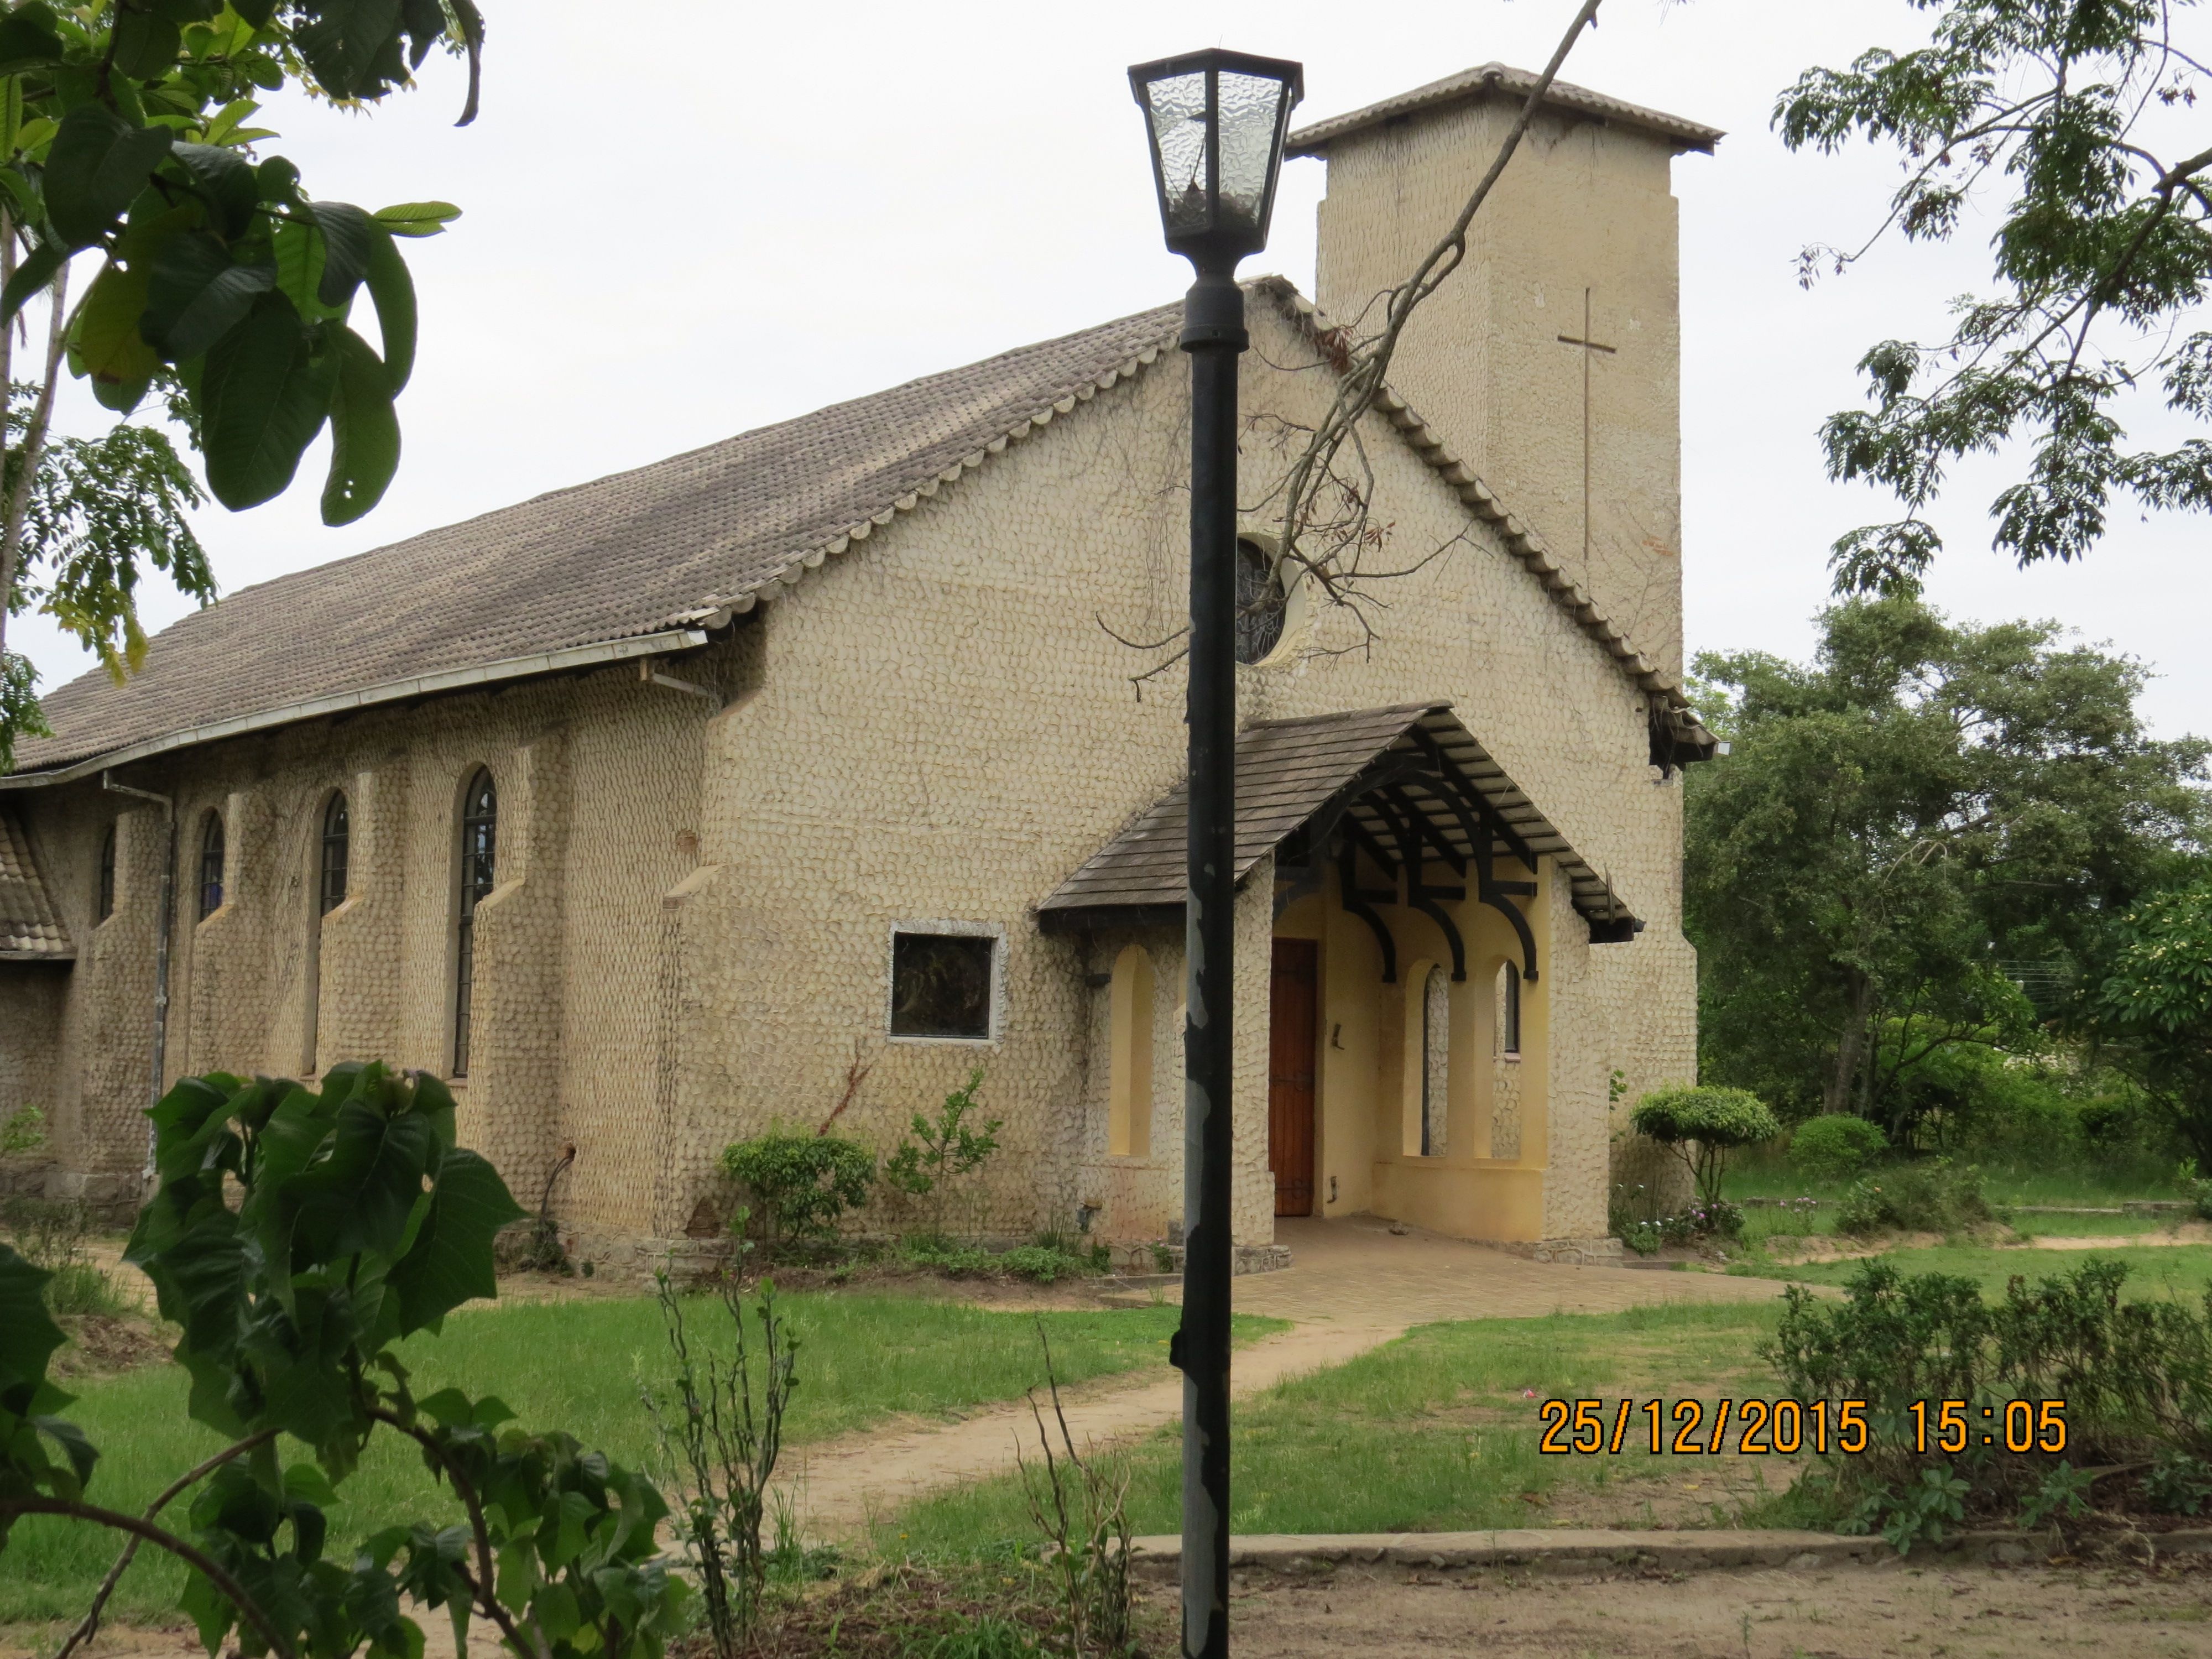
899, 1237, 1105, 1284
883, 1070, 1001, 1241
1765, 1256, 2212, 1547
1629, 1084, 1782, 1204
1789, 1115, 1888, 1182
0, 1195, 127, 1317
720, 1131, 875, 1250
1833, 1159, 1995, 1238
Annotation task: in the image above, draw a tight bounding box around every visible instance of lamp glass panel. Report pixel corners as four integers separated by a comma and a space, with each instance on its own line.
1143, 70, 1213, 236
1215, 70, 1290, 234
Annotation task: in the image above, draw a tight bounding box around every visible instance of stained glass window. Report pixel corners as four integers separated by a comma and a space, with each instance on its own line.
319, 792, 349, 916
197, 812, 225, 921
453, 769, 497, 1077
96, 824, 116, 922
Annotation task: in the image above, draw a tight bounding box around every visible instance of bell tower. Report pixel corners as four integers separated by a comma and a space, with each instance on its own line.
1290, 65, 1719, 678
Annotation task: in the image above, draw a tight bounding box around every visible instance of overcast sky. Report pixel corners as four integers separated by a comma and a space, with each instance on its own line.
14, 1, 2208, 738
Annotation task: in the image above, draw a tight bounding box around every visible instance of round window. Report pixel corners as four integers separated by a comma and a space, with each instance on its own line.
1234, 539, 1286, 664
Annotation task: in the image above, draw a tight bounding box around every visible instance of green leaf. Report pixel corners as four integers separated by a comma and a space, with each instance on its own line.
152, 1211, 248, 1359
387, 1149, 525, 1335
362, 228, 415, 391
322, 325, 399, 524
143, 231, 276, 361
287, 1094, 437, 1260
372, 200, 460, 238
111, 9, 182, 81
294, 0, 405, 99
0, 1245, 65, 1400
232, 0, 278, 26
255, 154, 301, 207
310, 201, 378, 306
199, 98, 261, 146
283, 1460, 340, 1507
0, 239, 64, 324
66, 259, 160, 414
270, 218, 335, 324
200, 293, 337, 510
44, 105, 173, 250
415, 1386, 474, 1428
33, 1412, 100, 1490
0, 4, 66, 76
0, 167, 38, 221
166, 142, 258, 237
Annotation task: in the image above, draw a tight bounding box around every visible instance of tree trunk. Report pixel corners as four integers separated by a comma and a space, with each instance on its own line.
1823, 973, 1876, 1116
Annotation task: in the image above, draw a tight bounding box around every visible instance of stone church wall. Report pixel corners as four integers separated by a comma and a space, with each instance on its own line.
7, 264, 1699, 1258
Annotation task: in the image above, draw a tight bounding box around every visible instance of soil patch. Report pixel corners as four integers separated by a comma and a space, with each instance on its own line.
1759, 1224, 2212, 1265
49, 1313, 174, 1381
490, 1260, 1148, 1312
1208, 1556, 2212, 1657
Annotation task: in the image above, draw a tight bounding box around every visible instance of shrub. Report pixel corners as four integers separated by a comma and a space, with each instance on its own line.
1765, 1256, 2212, 1545
1629, 1084, 1781, 1204
0, 1196, 127, 1317
0, 1103, 43, 1155
884, 1069, 1001, 1242
640, 1267, 797, 1656
897, 1237, 1101, 1284
720, 1130, 875, 1250
1788, 1115, 1888, 1183
1833, 1159, 1994, 1237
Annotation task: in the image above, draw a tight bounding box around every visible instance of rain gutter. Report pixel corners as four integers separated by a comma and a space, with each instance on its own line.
0, 628, 714, 790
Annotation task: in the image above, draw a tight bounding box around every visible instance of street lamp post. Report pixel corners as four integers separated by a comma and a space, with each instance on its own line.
1128, 49, 1302, 1659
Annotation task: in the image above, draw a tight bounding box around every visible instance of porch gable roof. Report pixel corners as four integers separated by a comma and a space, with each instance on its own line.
1036, 701, 1640, 938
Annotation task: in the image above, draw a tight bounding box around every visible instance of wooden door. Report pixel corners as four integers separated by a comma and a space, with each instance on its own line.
1269, 939, 1318, 1217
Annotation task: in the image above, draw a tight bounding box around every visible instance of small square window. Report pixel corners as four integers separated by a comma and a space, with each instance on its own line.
890, 931, 995, 1040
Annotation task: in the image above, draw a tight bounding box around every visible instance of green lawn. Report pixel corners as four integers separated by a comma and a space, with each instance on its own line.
2, 1291, 1284, 1629
880, 1299, 1794, 1557
1752, 1242, 2212, 1302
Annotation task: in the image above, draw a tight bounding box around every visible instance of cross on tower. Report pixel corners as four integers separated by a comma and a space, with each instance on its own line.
1556, 288, 1615, 566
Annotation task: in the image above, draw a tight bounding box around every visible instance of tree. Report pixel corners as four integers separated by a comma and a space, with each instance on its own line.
1629, 1084, 1782, 1205
0, 1063, 687, 1659
1686, 595, 2208, 1139
0, 2, 483, 764
2089, 877, 2212, 1164
1778, 0, 2212, 593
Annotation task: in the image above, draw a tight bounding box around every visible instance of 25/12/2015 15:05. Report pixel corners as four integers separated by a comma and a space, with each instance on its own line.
1536, 1397, 2069, 1457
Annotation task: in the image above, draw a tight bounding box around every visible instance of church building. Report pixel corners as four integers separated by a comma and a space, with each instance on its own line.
0, 65, 1718, 1267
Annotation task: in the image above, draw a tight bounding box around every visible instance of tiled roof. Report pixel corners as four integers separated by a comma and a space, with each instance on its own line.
0, 812, 71, 959
1038, 701, 1641, 934
13, 281, 1706, 779
16, 302, 1183, 774
1287, 61, 1723, 156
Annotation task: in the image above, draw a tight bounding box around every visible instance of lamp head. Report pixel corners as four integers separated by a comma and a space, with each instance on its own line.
1128, 48, 1303, 272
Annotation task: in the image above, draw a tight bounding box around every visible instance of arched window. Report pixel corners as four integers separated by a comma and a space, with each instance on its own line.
1234, 538, 1286, 665
1420, 964, 1449, 1156
96, 823, 116, 922
319, 792, 349, 915
1107, 945, 1155, 1157
196, 811, 225, 920
1496, 961, 1522, 1058
452, 769, 497, 1077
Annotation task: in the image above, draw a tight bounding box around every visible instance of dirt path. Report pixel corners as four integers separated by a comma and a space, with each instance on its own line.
779, 1217, 1790, 1538
1193, 1556, 2212, 1657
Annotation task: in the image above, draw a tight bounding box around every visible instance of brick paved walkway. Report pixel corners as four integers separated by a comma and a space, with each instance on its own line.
780, 1214, 1786, 1536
